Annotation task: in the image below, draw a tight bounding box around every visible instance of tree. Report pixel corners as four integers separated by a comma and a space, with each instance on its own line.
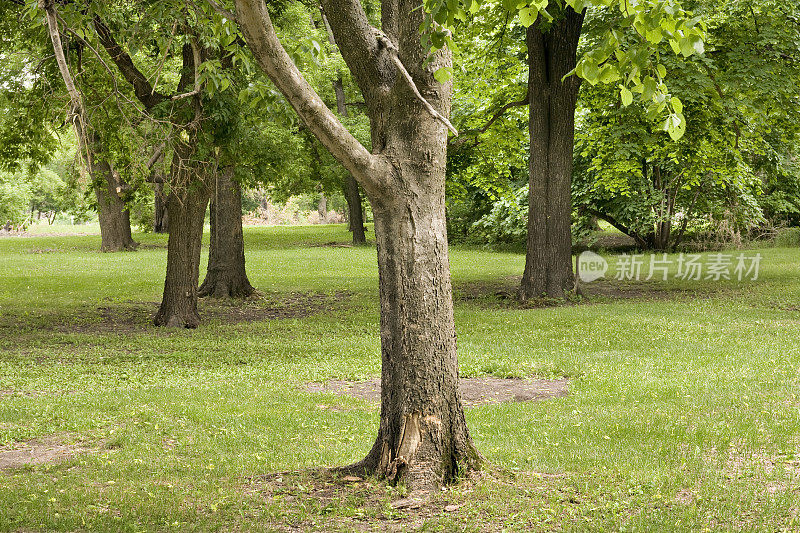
427, 0, 703, 298
521, 6, 583, 298
235, 0, 479, 489
319, 6, 367, 244
39, 0, 137, 252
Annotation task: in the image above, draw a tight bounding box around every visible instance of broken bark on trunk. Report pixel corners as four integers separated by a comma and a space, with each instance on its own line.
520, 9, 584, 300
199, 166, 254, 298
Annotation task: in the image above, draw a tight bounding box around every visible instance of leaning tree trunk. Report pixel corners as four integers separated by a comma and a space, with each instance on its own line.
520, 9, 585, 301
199, 166, 254, 298
153, 143, 210, 328
344, 174, 366, 244
153, 182, 169, 233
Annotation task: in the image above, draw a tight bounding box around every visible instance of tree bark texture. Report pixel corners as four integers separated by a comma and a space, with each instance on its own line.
153, 142, 209, 328
521, 9, 584, 300
344, 174, 366, 244
199, 166, 254, 298
93, 159, 136, 252
235, 0, 480, 489
154, 182, 169, 233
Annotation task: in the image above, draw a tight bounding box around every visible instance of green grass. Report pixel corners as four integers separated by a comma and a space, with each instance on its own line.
1, 224, 799, 531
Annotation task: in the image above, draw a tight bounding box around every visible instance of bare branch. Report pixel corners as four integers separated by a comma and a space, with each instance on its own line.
234, 0, 386, 194
93, 16, 169, 109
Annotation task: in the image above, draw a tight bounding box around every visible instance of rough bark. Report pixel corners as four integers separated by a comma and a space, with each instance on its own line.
93, 161, 136, 252
235, 0, 479, 490
199, 166, 254, 298
153, 182, 169, 233
520, 9, 585, 301
153, 142, 209, 328
344, 174, 366, 244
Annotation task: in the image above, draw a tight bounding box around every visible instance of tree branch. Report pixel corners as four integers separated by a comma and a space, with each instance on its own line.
205, 0, 235, 20
583, 207, 649, 249
234, 0, 387, 194
319, 0, 386, 107
449, 93, 528, 150
92, 17, 169, 109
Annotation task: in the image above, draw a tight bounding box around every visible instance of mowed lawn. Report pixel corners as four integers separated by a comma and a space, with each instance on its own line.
1, 224, 799, 531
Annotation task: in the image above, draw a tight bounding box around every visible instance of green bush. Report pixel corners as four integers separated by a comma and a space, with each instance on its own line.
774, 227, 800, 247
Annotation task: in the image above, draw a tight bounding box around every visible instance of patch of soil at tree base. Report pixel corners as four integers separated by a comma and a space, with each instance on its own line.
2, 291, 352, 334
245, 468, 568, 532
305, 377, 568, 407
0, 435, 94, 471
455, 277, 721, 308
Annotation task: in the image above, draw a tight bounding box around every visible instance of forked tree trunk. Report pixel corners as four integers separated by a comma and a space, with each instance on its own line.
153, 145, 209, 328
94, 160, 136, 252
344, 174, 366, 244
199, 166, 254, 298
520, 9, 584, 300
154, 182, 169, 233
235, 0, 479, 491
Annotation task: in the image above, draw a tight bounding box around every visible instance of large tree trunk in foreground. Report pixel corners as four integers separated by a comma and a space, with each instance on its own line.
520, 9, 584, 300
94, 163, 136, 252
153, 144, 209, 328
153, 182, 169, 233
236, 0, 479, 490
199, 166, 254, 298
352, 188, 479, 489
344, 174, 366, 244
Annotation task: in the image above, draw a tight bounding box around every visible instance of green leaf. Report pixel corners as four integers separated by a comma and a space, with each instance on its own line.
434, 67, 453, 83
518, 7, 539, 27
620, 85, 633, 106
670, 96, 683, 114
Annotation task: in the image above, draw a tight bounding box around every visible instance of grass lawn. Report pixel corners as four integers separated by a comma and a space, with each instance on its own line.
1, 224, 799, 531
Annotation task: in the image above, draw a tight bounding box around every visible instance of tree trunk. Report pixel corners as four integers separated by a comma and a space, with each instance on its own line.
317, 193, 328, 220
235, 0, 479, 491
199, 166, 254, 298
153, 182, 169, 233
153, 144, 209, 328
344, 174, 366, 244
348, 179, 479, 490
520, 9, 584, 300
94, 160, 136, 252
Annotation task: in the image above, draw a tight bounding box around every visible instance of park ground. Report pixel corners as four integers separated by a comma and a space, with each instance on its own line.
1, 224, 799, 531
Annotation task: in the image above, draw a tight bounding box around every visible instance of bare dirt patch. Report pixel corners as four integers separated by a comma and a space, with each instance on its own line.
0, 435, 94, 471
305, 376, 568, 408
455, 276, 719, 308
1, 291, 352, 335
